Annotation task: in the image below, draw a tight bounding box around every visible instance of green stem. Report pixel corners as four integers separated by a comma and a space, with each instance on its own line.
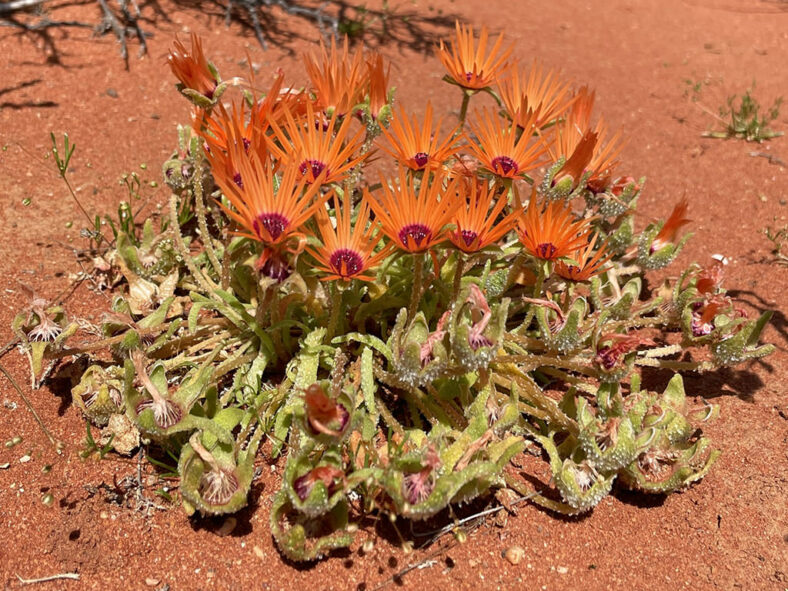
407, 254, 424, 322
192, 163, 223, 280
326, 283, 343, 342
451, 255, 465, 304
456, 90, 472, 134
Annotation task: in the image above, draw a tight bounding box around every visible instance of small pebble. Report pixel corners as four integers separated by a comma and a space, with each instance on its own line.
0, 463, 10, 470
106, 88, 119, 98
19, 454, 31, 463
41, 493, 54, 506
556, 566, 569, 574
253, 545, 265, 559
144, 577, 159, 586
504, 546, 525, 565
217, 517, 237, 537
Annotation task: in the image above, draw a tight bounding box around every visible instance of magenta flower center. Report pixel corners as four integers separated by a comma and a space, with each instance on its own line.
298, 159, 328, 181
241, 137, 251, 152
413, 152, 429, 168
233, 172, 243, 188
329, 248, 364, 278
491, 155, 518, 176
399, 223, 432, 250
253, 212, 289, 242
535, 242, 558, 259
460, 229, 478, 247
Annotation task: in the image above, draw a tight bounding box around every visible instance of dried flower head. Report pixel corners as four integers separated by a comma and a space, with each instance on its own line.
651, 199, 691, 253
293, 465, 345, 501
303, 383, 350, 436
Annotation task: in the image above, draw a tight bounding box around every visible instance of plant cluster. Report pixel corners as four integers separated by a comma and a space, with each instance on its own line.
703, 85, 783, 143
14, 24, 774, 561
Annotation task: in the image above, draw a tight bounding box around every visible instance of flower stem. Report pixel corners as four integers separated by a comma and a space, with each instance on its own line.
408, 254, 424, 322
192, 163, 223, 280
452, 255, 465, 304
326, 282, 343, 342
456, 90, 472, 134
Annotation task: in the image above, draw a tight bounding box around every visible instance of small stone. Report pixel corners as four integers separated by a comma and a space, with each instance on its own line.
106, 88, 119, 98
0, 463, 10, 469
144, 577, 159, 586
100, 511, 109, 519
253, 545, 265, 559
504, 546, 525, 565
217, 517, 237, 537
19, 454, 31, 463
556, 566, 569, 574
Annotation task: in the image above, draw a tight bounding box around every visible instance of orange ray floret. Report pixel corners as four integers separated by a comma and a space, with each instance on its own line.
167, 33, 219, 98
555, 233, 612, 281
467, 108, 548, 180
517, 192, 592, 261
438, 22, 512, 91
651, 198, 691, 252
378, 102, 461, 172
498, 61, 575, 130
213, 144, 328, 246
303, 36, 367, 118
366, 168, 459, 253
449, 180, 521, 253
268, 102, 367, 186
366, 52, 391, 121
549, 87, 623, 189
308, 194, 393, 282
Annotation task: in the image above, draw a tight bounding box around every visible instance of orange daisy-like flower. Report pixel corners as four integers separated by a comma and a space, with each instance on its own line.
449, 180, 521, 253
308, 194, 393, 282
167, 33, 219, 98
269, 102, 367, 186
517, 192, 592, 261
651, 198, 691, 253
498, 61, 575, 130
213, 144, 328, 246
467, 108, 548, 180
367, 168, 459, 253
438, 22, 512, 91
303, 36, 367, 118
555, 233, 612, 281
379, 102, 461, 172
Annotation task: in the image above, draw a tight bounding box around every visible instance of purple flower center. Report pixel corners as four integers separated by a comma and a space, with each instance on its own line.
242, 137, 251, 152
253, 212, 289, 242
460, 229, 478, 247
491, 155, 518, 176
398, 223, 432, 250
233, 172, 243, 188
329, 248, 364, 278
536, 242, 558, 259
413, 152, 429, 168
298, 159, 328, 181
464, 72, 474, 83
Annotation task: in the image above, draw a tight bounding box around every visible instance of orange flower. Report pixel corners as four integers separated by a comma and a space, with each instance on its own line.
438, 22, 512, 91
651, 199, 691, 253
268, 102, 366, 186
308, 193, 393, 282
303, 36, 367, 118
449, 180, 520, 253
517, 192, 592, 261
498, 61, 575, 129
213, 144, 328, 246
167, 33, 219, 98
366, 52, 391, 121
378, 102, 461, 172
467, 108, 548, 180
367, 168, 459, 253
555, 233, 612, 281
